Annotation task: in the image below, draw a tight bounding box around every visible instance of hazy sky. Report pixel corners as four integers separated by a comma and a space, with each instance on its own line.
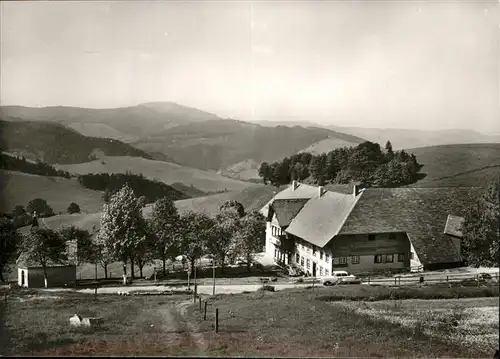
1, 1, 499, 132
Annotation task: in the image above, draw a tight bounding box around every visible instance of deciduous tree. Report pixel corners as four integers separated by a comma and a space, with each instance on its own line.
21, 227, 67, 288
99, 184, 145, 284
233, 211, 266, 271
0, 218, 21, 283
462, 177, 500, 267
149, 197, 181, 276
67, 202, 81, 214
27, 198, 54, 217
179, 211, 215, 277
58, 226, 94, 265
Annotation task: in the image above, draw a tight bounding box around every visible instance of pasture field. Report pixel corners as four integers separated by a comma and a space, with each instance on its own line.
408, 144, 500, 187
190, 286, 499, 357
54, 156, 253, 193
1, 284, 498, 357
0, 170, 104, 214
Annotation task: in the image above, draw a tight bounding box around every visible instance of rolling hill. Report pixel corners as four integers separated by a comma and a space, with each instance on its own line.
332, 127, 500, 151
0, 170, 104, 214
131, 119, 364, 171
54, 155, 253, 193
0, 118, 153, 164
0, 102, 221, 142
408, 144, 500, 187
249, 117, 500, 150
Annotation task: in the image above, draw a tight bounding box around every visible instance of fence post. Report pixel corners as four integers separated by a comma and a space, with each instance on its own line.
94, 284, 98, 299
199, 297, 202, 310
193, 283, 197, 303
204, 301, 207, 320
215, 308, 219, 333
446, 275, 449, 283
394, 277, 396, 286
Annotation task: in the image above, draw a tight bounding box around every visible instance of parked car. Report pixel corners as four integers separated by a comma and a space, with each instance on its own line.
320, 271, 360, 286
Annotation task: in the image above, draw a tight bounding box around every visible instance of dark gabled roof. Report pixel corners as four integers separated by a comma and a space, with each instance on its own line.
339, 187, 481, 265
269, 198, 310, 227
285, 191, 358, 247
444, 215, 465, 238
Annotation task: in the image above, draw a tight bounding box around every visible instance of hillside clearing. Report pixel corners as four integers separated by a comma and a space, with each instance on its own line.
409, 144, 500, 187
55, 156, 252, 192
171, 184, 279, 216
298, 137, 362, 155
0, 170, 103, 214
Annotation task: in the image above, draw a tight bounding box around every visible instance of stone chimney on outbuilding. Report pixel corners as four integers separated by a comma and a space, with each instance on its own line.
292, 180, 299, 191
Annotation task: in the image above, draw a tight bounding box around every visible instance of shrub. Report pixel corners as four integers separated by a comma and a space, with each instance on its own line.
259, 285, 275, 292
67, 202, 81, 214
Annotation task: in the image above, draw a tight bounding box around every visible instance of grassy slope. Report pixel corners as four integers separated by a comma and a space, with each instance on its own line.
67, 122, 137, 143
409, 144, 500, 187
298, 137, 363, 155
189, 287, 498, 357
172, 184, 279, 216
0, 170, 104, 214
54, 156, 253, 193
2, 286, 497, 356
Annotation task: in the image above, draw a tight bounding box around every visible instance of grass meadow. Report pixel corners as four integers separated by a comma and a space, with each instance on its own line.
1, 283, 498, 357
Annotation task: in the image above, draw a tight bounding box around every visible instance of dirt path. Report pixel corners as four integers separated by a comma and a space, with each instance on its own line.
176, 299, 207, 356
156, 299, 206, 355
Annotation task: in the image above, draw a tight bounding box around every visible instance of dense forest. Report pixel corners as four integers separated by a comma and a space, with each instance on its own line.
78, 172, 188, 203
258, 141, 423, 187
0, 152, 71, 178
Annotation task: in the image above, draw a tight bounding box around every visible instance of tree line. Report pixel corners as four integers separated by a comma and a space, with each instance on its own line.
77, 172, 188, 204
0, 184, 266, 285
258, 141, 422, 187
0, 152, 71, 178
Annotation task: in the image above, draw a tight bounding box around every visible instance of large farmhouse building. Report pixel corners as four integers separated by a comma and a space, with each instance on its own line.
261, 181, 475, 275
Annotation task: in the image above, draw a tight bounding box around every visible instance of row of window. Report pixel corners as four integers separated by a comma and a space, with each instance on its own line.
296, 253, 330, 276
296, 239, 330, 263
374, 253, 406, 264
271, 225, 282, 237
329, 253, 410, 265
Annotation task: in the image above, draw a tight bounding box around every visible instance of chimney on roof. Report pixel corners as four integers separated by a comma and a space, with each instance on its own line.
353, 184, 359, 197
318, 186, 326, 197
292, 180, 298, 191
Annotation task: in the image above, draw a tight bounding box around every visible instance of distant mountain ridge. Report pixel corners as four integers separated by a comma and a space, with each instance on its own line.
250, 118, 500, 150
131, 119, 365, 171
0, 104, 366, 173
0, 102, 220, 143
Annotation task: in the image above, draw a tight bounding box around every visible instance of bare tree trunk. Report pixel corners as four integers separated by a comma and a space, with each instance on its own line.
220, 256, 225, 274
104, 264, 108, 279
43, 265, 48, 288
122, 261, 127, 285
162, 258, 166, 276
130, 256, 135, 279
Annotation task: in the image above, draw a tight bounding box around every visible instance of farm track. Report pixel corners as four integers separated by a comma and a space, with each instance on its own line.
156, 299, 206, 355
